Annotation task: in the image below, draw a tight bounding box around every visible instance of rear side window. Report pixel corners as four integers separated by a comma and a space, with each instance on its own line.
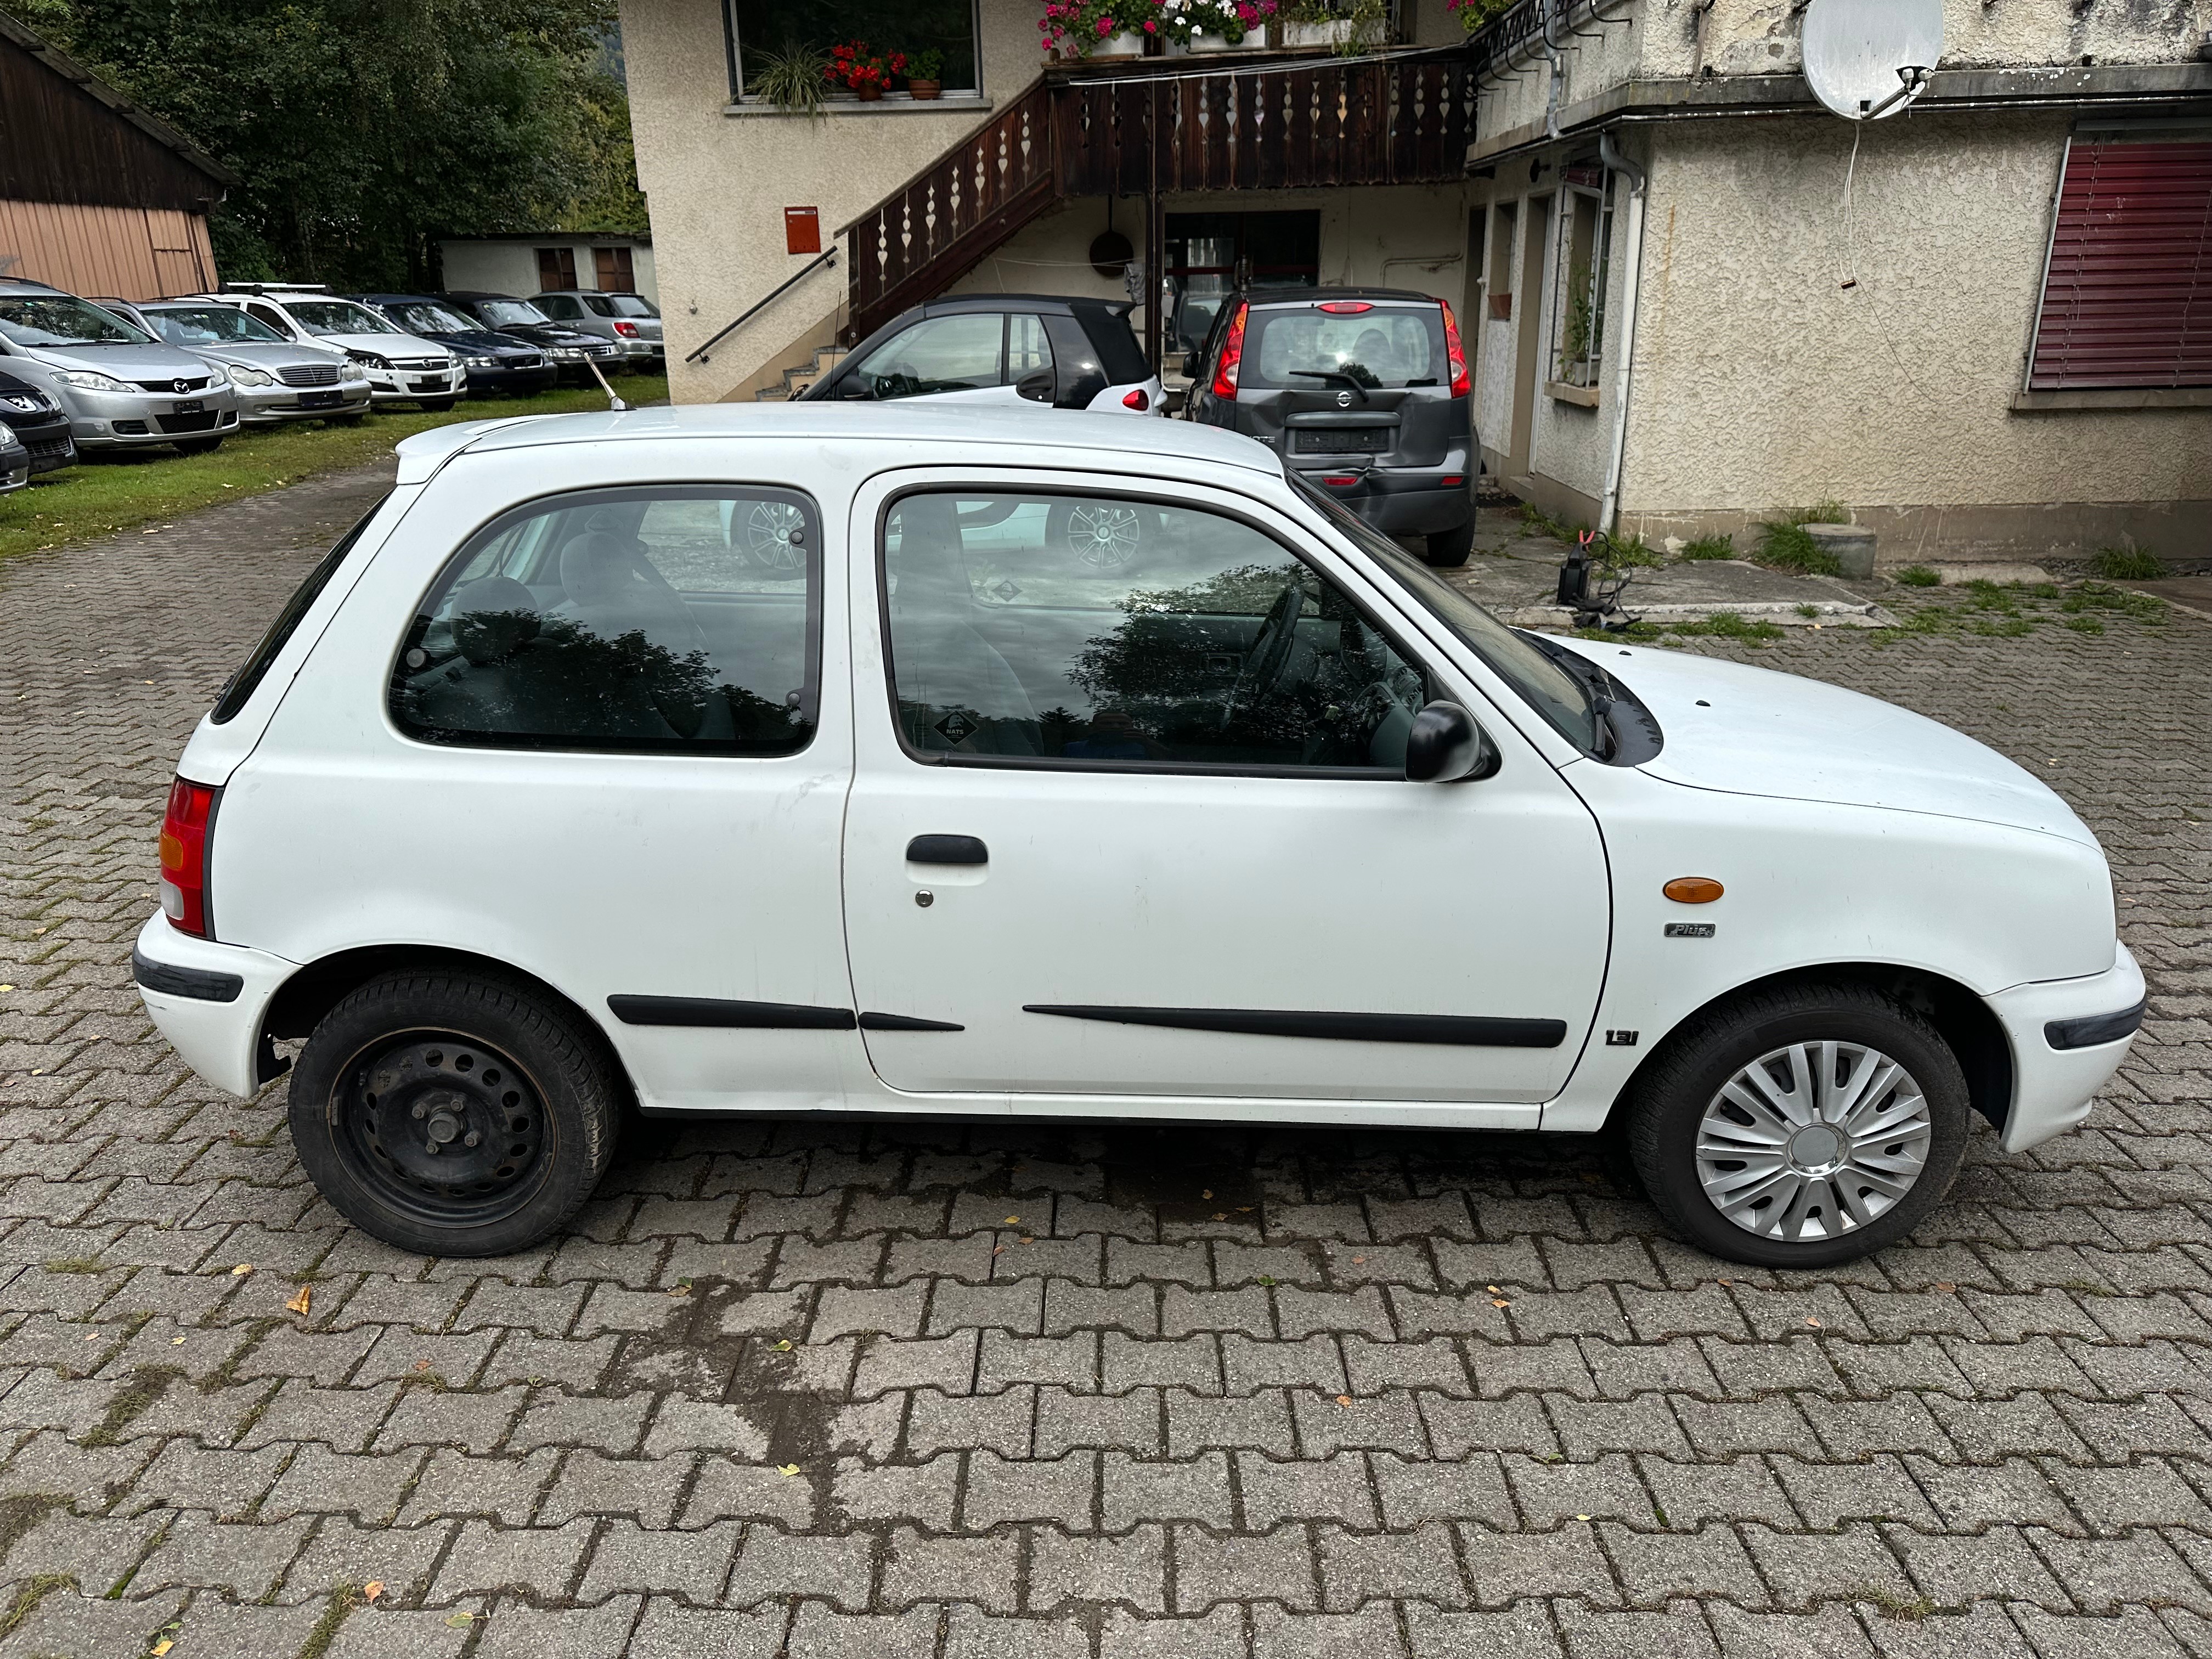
390, 485, 820, 755
211, 495, 388, 724
1248, 304, 1445, 391
1082, 308, 1152, 386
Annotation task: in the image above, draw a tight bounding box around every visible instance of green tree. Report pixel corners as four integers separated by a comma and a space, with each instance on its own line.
5, 0, 645, 288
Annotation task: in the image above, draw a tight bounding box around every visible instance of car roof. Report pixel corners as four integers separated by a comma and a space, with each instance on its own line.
442, 291, 523, 302
0, 279, 66, 294
916, 293, 1133, 320
353, 294, 449, 305
1244, 286, 1441, 307
393, 402, 1279, 486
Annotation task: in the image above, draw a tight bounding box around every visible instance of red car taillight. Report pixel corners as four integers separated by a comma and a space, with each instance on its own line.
1440, 298, 1471, 398
613, 320, 639, 338
1210, 302, 1248, 400
1316, 300, 1374, 314
1122, 387, 1149, 411
159, 777, 217, 938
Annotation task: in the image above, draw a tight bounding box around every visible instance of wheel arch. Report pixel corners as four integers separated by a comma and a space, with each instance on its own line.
1615, 962, 2013, 1135
259, 945, 633, 1095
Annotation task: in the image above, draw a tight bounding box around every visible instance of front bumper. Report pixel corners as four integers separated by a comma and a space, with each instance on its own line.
131, 912, 295, 1098
465, 363, 560, 396
362, 369, 462, 403
16, 419, 75, 474
67, 388, 243, 449
0, 442, 27, 492
1296, 469, 1473, 536
236, 382, 373, 423
1985, 942, 2146, 1152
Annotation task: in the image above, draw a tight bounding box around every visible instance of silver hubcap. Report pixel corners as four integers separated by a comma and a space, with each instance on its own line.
1696, 1041, 1932, 1242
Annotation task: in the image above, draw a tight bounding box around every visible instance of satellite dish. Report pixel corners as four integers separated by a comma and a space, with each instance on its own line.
1802, 0, 1941, 121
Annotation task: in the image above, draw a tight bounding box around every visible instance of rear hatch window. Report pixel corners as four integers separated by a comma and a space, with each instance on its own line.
1247, 303, 1445, 391
1083, 307, 1152, 387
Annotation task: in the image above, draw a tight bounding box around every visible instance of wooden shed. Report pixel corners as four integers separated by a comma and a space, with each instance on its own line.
0, 13, 234, 300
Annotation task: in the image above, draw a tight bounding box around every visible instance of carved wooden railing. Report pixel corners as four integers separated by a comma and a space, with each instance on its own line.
840, 50, 1477, 344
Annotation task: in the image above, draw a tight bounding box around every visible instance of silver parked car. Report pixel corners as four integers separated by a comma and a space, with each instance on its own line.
530, 290, 663, 366
0, 279, 241, 454
98, 300, 371, 427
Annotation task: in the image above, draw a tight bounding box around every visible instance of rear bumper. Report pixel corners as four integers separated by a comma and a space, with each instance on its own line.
1296, 471, 1473, 536
131, 912, 294, 1098
1985, 943, 2145, 1153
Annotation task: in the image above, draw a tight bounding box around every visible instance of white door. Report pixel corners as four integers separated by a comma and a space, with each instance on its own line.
842, 312, 1046, 408
839, 471, 1611, 1105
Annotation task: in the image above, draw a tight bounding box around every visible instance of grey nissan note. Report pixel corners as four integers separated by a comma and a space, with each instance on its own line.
1182, 288, 1479, 566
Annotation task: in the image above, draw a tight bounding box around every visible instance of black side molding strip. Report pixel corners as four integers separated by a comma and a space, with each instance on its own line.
859, 1012, 966, 1032
2045, 998, 2146, 1051
1022, 1005, 1567, 1048
131, 949, 244, 1004
608, 996, 857, 1030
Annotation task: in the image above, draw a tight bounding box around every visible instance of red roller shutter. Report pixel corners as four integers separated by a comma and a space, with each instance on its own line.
2028, 137, 2212, 391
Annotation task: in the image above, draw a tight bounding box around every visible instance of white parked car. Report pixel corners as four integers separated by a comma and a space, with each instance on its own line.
133, 407, 2142, 1264
182, 286, 465, 409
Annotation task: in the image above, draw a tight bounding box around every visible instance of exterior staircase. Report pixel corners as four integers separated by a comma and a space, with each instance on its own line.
754, 343, 849, 401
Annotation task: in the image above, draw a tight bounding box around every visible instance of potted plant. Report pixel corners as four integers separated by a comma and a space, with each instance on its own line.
826, 40, 908, 100
1039, 1, 1161, 60
748, 42, 832, 115
1279, 0, 1387, 52
1170, 0, 1277, 52
905, 46, 945, 99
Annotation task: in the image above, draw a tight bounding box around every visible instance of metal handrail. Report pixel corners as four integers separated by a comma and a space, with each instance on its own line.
685, 246, 838, 365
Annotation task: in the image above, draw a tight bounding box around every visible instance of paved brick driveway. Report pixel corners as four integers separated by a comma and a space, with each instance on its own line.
1, 468, 2208, 1658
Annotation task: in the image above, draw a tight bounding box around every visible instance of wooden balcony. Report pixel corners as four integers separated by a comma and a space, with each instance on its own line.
840, 47, 1478, 343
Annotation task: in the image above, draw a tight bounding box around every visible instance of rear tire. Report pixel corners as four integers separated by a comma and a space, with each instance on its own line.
289, 969, 621, 1256
1423, 520, 1475, 567
1623, 982, 1970, 1267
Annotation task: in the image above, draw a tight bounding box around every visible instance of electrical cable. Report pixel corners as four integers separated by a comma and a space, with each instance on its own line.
1837, 116, 1942, 409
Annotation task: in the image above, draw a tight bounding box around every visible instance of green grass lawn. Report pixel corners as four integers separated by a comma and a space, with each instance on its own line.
0, 374, 669, 565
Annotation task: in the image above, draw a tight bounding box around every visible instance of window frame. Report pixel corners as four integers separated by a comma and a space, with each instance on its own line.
725, 0, 985, 103
872, 480, 1438, 781
1549, 175, 1612, 390
387, 482, 827, 759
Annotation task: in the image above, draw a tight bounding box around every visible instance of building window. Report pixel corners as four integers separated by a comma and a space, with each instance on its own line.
1487, 201, 1517, 320
535, 247, 579, 291
1550, 170, 1612, 390
2028, 134, 2212, 391
594, 246, 636, 293
729, 1, 980, 101
1164, 211, 1322, 355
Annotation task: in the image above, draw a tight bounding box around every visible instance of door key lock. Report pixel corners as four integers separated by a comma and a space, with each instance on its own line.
915, 890, 934, 908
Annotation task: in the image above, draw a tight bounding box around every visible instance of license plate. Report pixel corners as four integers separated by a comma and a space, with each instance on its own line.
297, 391, 341, 408
1293, 427, 1387, 453
410, 378, 447, 392
170, 400, 204, 416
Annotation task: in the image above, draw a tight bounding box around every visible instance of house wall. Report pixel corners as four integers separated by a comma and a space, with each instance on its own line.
437, 239, 659, 304
1615, 111, 2212, 560
0, 200, 216, 300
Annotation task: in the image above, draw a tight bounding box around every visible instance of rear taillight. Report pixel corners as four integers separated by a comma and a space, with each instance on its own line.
159, 777, 217, 938
1210, 302, 1248, 400
1122, 387, 1150, 411
1440, 298, 1470, 398
1317, 300, 1374, 314
613, 320, 639, 338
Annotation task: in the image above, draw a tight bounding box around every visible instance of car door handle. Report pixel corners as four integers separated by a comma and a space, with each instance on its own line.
906, 834, 988, 865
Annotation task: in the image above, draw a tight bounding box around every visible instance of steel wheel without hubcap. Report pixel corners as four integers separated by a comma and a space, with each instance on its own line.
335, 1032, 549, 1227
1695, 1040, 1932, 1242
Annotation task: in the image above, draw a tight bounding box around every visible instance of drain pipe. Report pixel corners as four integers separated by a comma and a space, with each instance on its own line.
1540, 0, 1566, 138
1598, 127, 1646, 535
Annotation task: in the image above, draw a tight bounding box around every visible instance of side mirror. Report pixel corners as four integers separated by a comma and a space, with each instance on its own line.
1182, 351, 1201, 379
835, 378, 870, 400
1015, 366, 1054, 402
1405, 701, 1500, 783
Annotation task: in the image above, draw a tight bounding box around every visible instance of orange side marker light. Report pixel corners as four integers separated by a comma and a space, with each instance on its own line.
1663, 877, 1724, 904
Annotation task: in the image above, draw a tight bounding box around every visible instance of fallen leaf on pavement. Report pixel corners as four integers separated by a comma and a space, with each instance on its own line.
772, 1339, 794, 1352
445, 1613, 475, 1629
1201, 1189, 1212, 1199
1003, 1216, 1020, 1225
777, 1463, 800, 1477
363, 1581, 383, 1602
230, 1263, 253, 1277
1335, 1395, 1353, 1407
1491, 1299, 1510, 1309
285, 1285, 312, 1316
1805, 1317, 1822, 1328
151, 1643, 172, 1656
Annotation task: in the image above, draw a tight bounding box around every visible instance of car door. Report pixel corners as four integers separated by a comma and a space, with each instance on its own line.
834, 313, 1027, 407
839, 468, 1611, 1108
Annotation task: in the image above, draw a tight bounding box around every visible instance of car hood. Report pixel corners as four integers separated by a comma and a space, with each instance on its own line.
489, 323, 599, 348
1558, 639, 2096, 847
14, 341, 222, 380
311, 333, 454, 360
419, 328, 533, 357
183, 343, 345, 372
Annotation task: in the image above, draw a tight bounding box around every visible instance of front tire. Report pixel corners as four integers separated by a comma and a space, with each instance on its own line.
289, 970, 621, 1256
1623, 983, 1970, 1267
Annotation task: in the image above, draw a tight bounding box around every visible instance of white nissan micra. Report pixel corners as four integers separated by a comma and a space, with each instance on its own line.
134, 406, 2143, 1266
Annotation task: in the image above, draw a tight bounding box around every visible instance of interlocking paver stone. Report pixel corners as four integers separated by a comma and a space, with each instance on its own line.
3, 473, 2209, 1652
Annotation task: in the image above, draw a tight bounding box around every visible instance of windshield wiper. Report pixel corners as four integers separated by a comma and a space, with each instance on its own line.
1289, 369, 1370, 403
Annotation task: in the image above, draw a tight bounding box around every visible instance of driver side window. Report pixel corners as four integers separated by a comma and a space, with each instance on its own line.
879, 490, 1426, 772
854, 314, 1004, 400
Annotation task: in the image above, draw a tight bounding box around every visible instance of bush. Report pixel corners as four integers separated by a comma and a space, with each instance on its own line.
1894, 565, 1941, 588
1754, 519, 1843, 577
2089, 544, 2163, 580
1678, 533, 1736, 561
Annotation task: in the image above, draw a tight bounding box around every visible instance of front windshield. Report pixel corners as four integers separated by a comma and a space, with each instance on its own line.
585, 293, 658, 318
477, 299, 549, 326
144, 306, 285, 346
1288, 471, 1600, 752
288, 300, 400, 336
386, 301, 477, 334
0, 295, 155, 348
